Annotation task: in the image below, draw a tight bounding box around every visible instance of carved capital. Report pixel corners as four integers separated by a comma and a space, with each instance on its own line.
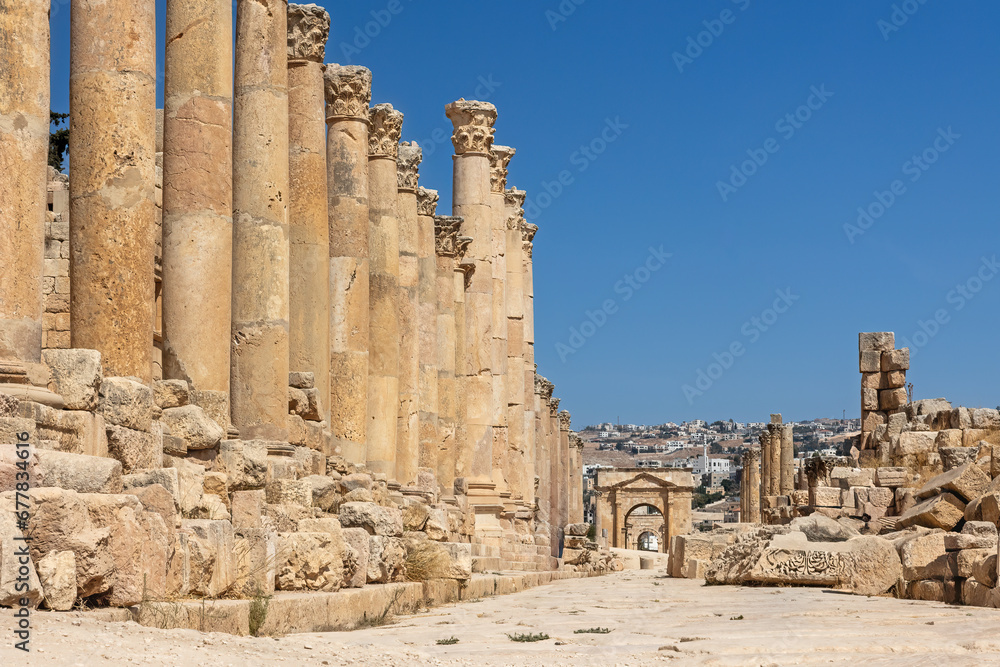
445, 99, 497, 155
456, 236, 473, 261
288, 4, 330, 63
535, 375, 554, 400
458, 258, 476, 289
550, 398, 561, 415
505, 187, 526, 231
489, 145, 516, 193
368, 103, 403, 159
570, 433, 584, 449
396, 141, 422, 191
324, 65, 372, 121
558, 410, 571, 431
434, 215, 463, 258
417, 187, 439, 217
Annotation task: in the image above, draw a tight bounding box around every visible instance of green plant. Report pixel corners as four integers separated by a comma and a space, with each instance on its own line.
248, 585, 272, 637
586, 523, 596, 541
507, 632, 550, 642
49, 111, 69, 171
436, 636, 459, 645
574, 627, 611, 634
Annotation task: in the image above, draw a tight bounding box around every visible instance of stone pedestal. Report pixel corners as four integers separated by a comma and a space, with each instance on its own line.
324, 65, 372, 464
287, 4, 331, 427
231, 0, 290, 440
395, 141, 421, 485
69, 0, 157, 382
162, 0, 233, 424
416, 189, 440, 477
446, 99, 498, 513
366, 103, 404, 479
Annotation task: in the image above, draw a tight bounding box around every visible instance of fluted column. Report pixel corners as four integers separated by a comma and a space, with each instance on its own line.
325, 65, 372, 464
162, 0, 233, 425
231, 0, 290, 440
504, 188, 527, 506
446, 99, 499, 513
746, 447, 761, 523
287, 4, 331, 427
70, 0, 156, 382
780, 423, 794, 495
417, 188, 441, 477
396, 141, 421, 485
366, 103, 404, 479
0, 0, 56, 402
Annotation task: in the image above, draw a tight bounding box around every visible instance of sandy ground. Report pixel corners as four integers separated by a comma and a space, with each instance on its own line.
4, 569, 1000, 666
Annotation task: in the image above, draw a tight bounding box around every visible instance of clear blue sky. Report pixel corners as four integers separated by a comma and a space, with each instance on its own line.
48, 1, 1000, 428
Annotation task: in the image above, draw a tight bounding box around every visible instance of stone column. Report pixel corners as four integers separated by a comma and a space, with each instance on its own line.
231, 0, 290, 440
746, 447, 761, 523
534, 376, 554, 529
454, 251, 475, 484
416, 188, 440, 476
548, 396, 562, 555
366, 103, 404, 479
758, 430, 771, 500
161, 0, 233, 425
780, 423, 794, 495
558, 411, 572, 537
767, 421, 781, 496
446, 100, 499, 512
69, 0, 157, 382
504, 188, 527, 507
489, 146, 515, 504
569, 433, 584, 523
522, 224, 538, 511
396, 141, 422, 486
287, 4, 331, 425
324, 65, 372, 464
0, 0, 52, 401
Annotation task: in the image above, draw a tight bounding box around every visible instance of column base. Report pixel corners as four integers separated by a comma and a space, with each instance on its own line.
0, 362, 64, 409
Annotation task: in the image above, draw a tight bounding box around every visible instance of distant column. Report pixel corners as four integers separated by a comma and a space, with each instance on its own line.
162, 0, 233, 425
535, 376, 554, 528
558, 411, 572, 535
433, 212, 462, 488
758, 430, 771, 501
767, 417, 782, 496
324, 65, 372, 464
522, 223, 538, 511
569, 433, 585, 523
396, 141, 422, 485
504, 188, 527, 506
366, 103, 404, 479
287, 4, 331, 425
780, 423, 794, 495
231, 0, 290, 440
70, 0, 157, 382
746, 447, 761, 523
416, 188, 441, 476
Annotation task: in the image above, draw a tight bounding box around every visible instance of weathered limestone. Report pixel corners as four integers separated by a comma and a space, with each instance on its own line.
231, 0, 290, 440
557, 410, 572, 545
324, 65, 372, 464
161, 0, 233, 424
522, 223, 538, 513
287, 4, 332, 427
759, 430, 773, 499
742, 447, 761, 523
503, 188, 528, 506
366, 103, 404, 479
446, 99, 499, 515
396, 142, 422, 485
569, 433, 584, 523
780, 423, 794, 495
69, 0, 157, 381
416, 189, 440, 476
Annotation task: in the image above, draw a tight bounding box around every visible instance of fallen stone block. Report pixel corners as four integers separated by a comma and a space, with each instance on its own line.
181, 519, 236, 598
215, 440, 267, 490
19, 402, 108, 456
42, 348, 102, 411
99, 377, 153, 432
916, 462, 990, 503
341, 527, 369, 588
153, 379, 189, 409
957, 548, 993, 580
875, 467, 907, 487
898, 493, 965, 531
288, 372, 314, 389
265, 479, 312, 508
909, 579, 959, 604
898, 431, 937, 456
790, 514, 859, 542
276, 531, 344, 592
340, 501, 403, 537
37, 550, 76, 611
35, 449, 123, 494
809, 486, 842, 508
899, 532, 954, 581
0, 494, 43, 608
106, 424, 161, 473
161, 404, 223, 451
368, 535, 406, 583
301, 474, 339, 512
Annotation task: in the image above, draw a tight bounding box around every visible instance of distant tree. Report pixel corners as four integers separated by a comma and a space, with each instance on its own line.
49, 111, 69, 171
720, 478, 737, 495
709, 442, 724, 455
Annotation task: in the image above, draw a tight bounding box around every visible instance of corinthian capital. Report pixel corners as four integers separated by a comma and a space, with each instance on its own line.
559, 410, 572, 431
570, 433, 584, 449
445, 99, 497, 155
535, 375, 553, 399
324, 65, 372, 121
489, 145, 516, 193
417, 187, 439, 217
434, 215, 463, 258
397, 141, 422, 191
505, 188, 526, 231
550, 398, 561, 414
368, 103, 404, 159
288, 4, 330, 63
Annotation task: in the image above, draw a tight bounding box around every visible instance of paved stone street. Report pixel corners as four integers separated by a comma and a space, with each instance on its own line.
5, 568, 1000, 665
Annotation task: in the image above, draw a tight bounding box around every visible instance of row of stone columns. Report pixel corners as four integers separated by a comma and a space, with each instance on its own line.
748, 415, 793, 523
2, 0, 582, 547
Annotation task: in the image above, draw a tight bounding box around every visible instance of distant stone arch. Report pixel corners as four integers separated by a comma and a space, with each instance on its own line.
593, 469, 694, 554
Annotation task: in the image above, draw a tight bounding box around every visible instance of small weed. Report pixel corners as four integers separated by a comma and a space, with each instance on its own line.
574, 627, 612, 634
507, 632, 550, 642
248, 585, 272, 637
730, 615, 744, 620
436, 636, 459, 645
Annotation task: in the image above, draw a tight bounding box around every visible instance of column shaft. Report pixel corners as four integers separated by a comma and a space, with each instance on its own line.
780, 423, 794, 495
70, 0, 156, 381
416, 189, 440, 477
396, 142, 421, 485
748, 447, 761, 523
522, 225, 538, 509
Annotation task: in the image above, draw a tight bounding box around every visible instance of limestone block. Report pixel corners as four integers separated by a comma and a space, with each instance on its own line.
341, 527, 369, 588
181, 519, 236, 598
288, 387, 309, 416
859, 350, 881, 373
973, 553, 999, 588
962, 579, 1000, 608
163, 435, 187, 456
402, 502, 430, 532
99, 377, 153, 432
862, 410, 886, 431
276, 531, 344, 592
43, 349, 102, 411
963, 429, 990, 447
166, 457, 207, 517
35, 449, 123, 494
343, 488, 374, 503
899, 532, 951, 581
879, 388, 907, 411
287, 414, 307, 446
367, 535, 405, 583
565, 522, 589, 537
301, 474, 339, 512
945, 533, 996, 551
299, 388, 323, 421
292, 445, 324, 476
37, 550, 77, 611
267, 456, 304, 483
234, 530, 276, 597
861, 388, 878, 411
909, 579, 959, 604
972, 408, 1000, 430
341, 472, 373, 492
0, 417, 35, 448
898, 493, 965, 531
161, 405, 223, 450
304, 420, 328, 452
124, 467, 180, 506
790, 490, 809, 506
885, 370, 906, 388
950, 408, 972, 430
861, 372, 882, 390
19, 402, 108, 456
0, 496, 43, 608
425, 509, 448, 541
266, 479, 312, 507
790, 514, 859, 542
153, 379, 189, 409
339, 501, 403, 536
231, 490, 265, 535
935, 428, 964, 449
263, 503, 311, 533
897, 432, 937, 456
965, 495, 984, 522
106, 424, 161, 473
881, 348, 909, 371
215, 440, 268, 490
0, 445, 42, 493
859, 332, 894, 352
809, 486, 842, 507
134, 484, 179, 539
875, 467, 907, 487
916, 462, 990, 503
978, 493, 1000, 525
288, 372, 314, 389
832, 467, 874, 489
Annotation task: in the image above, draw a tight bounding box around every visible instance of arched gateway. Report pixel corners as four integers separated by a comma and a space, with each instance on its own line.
593, 468, 695, 553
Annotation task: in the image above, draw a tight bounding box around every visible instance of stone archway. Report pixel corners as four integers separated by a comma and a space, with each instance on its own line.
592, 469, 694, 554
624, 503, 664, 551
637, 530, 659, 552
